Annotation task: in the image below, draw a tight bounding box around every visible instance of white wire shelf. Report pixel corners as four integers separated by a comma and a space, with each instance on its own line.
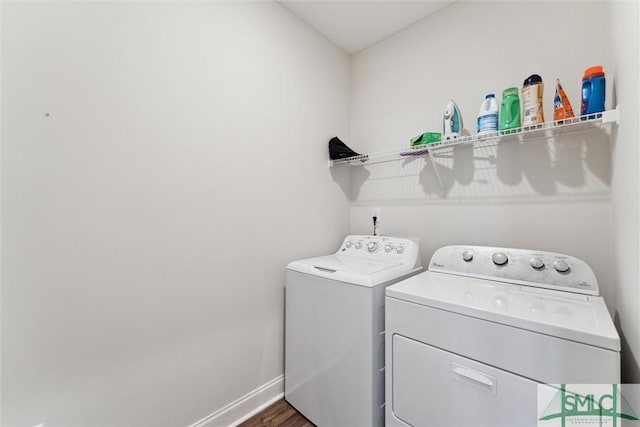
328, 108, 618, 168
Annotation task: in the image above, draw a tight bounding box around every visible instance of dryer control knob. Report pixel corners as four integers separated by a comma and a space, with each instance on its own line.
462, 250, 474, 262
367, 242, 378, 252
345, 241, 353, 248
530, 257, 544, 269
384, 244, 393, 252
492, 252, 508, 266
355, 241, 363, 249
396, 246, 405, 254
553, 260, 570, 273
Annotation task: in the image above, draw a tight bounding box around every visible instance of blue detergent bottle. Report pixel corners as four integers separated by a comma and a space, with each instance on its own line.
581, 65, 606, 118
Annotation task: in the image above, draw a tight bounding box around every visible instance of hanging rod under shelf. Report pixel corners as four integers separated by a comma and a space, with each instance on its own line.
328, 108, 618, 167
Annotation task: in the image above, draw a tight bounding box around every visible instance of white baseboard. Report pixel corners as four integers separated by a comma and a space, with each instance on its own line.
189, 375, 284, 427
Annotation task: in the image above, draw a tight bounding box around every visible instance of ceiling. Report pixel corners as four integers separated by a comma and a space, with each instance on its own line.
278, 1, 455, 54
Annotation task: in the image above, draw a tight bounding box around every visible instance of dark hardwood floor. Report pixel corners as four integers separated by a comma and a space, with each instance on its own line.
239, 399, 314, 427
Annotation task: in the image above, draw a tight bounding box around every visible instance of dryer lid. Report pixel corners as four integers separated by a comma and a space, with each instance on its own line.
386, 271, 620, 351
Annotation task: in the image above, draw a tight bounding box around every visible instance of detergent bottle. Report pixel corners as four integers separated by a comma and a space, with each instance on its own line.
477, 94, 499, 135
522, 74, 544, 127
499, 87, 521, 133
581, 66, 606, 118
554, 78, 575, 123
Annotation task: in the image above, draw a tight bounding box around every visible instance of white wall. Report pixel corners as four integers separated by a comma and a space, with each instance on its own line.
1, 2, 350, 425
349, 2, 616, 309
606, 0, 640, 383
2, 1, 637, 425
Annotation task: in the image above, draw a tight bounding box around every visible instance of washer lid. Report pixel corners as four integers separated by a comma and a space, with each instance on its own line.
287, 254, 414, 287
386, 271, 620, 351
308, 254, 400, 275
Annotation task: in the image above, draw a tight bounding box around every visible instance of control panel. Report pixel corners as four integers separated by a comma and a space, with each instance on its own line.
339, 235, 420, 267
429, 245, 599, 296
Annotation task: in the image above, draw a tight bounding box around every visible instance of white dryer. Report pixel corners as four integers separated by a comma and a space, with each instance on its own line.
385, 245, 620, 427
285, 235, 422, 427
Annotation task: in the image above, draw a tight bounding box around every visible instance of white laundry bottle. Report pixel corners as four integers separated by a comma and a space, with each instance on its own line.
477, 93, 499, 135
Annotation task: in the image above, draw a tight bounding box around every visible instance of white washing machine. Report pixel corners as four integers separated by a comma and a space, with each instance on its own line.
285, 235, 422, 427
385, 245, 620, 427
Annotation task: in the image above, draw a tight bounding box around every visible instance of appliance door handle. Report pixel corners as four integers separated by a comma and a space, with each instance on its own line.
452, 363, 497, 395
312, 266, 337, 273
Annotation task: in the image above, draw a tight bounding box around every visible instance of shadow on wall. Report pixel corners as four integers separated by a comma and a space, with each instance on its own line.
496, 130, 611, 195
614, 312, 640, 383
329, 162, 354, 200
609, 78, 619, 159
346, 130, 612, 204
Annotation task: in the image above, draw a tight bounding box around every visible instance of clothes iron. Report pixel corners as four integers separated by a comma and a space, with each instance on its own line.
443, 99, 463, 141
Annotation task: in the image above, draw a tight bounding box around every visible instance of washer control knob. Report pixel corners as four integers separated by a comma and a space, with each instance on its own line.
345, 241, 353, 248
462, 250, 474, 262
384, 244, 393, 252
355, 241, 363, 249
554, 260, 570, 273
367, 242, 378, 252
529, 257, 544, 269
492, 252, 508, 266
396, 246, 405, 254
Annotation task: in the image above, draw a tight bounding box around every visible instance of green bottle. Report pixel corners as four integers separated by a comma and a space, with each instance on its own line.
499, 87, 521, 132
